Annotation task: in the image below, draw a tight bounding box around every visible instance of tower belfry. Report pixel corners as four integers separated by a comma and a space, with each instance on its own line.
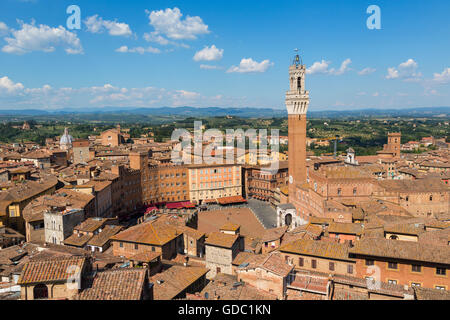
286, 50, 310, 201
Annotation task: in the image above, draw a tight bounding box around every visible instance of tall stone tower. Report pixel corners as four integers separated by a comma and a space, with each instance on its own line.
387, 132, 401, 158
286, 51, 309, 200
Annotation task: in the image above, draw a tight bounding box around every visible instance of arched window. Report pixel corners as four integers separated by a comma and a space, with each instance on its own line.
429, 195, 433, 201
297, 77, 301, 90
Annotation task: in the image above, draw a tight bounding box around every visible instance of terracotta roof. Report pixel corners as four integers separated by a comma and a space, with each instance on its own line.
176, 225, 205, 240
350, 238, 450, 265
22, 189, 94, 222
288, 273, 329, 295
128, 251, 161, 263
352, 208, 365, 220
414, 286, 450, 300
309, 217, 333, 226
332, 273, 414, 298
18, 256, 86, 284
376, 178, 449, 193
205, 232, 239, 249
280, 239, 353, 262
262, 226, 288, 243
0, 175, 58, 212
239, 252, 293, 277
281, 224, 322, 244
232, 251, 255, 266
87, 225, 122, 247
74, 217, 112, 233
111, 220, 179, 246
73, 180, 112, 192
419, 228, 450, 246
21, 150, 51, 159
328, 222, 363, 235
425, 220, 450, 230
383, 223, 425, 236
151, 265, 208, 300
77, 268, 147, 300
197, 273, 277, 300
63, 233, 92, 247
237, 284, 278, 300
220, 223, 240, 232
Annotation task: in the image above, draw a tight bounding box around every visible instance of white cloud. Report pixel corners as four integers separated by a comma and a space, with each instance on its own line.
329, 58, 352, 75
84, 15, 132, 36
306, 60, 330, 75
358, 67, 376, 76
2, 21, 82, 54
399, 59, 418, 69
143, 31, 170, 45
306, 59, 351, 75
227, 58, 273, 73
386, 59, 422, 80
386, 67, 399, 79
0, 77, 253, 109
200, 64, 222, 70
0, 22, 9, 36
0, 76, 24, 93
146, 7, 209, 40
193, 45, 223, 62
432, 68, 450, 84
115, 45, 160, 54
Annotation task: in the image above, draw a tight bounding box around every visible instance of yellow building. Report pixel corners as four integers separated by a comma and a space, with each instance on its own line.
0, 175, 58, 234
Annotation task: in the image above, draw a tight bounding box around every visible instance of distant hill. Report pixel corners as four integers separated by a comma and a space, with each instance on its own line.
308, 107, 450, 119
0, 106, 448, 120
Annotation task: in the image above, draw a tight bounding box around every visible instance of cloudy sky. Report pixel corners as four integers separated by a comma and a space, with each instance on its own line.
0, 0, 449, 111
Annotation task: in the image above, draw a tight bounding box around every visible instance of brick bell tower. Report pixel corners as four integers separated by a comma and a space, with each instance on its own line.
286, 50, 309, 201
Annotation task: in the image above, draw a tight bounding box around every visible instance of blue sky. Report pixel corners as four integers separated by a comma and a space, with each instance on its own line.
0, 0, 449, 111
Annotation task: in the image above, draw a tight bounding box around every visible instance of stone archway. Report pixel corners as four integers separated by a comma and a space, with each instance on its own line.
285, 213, 293, 226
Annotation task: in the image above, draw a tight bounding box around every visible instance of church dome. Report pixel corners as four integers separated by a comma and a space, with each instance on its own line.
60, 127, 73, 146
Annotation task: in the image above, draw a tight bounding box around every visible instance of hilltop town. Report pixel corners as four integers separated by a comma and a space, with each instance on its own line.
0, 55, 449, 301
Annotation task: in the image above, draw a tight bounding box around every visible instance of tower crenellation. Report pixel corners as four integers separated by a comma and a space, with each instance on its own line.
286, 52, 310, 116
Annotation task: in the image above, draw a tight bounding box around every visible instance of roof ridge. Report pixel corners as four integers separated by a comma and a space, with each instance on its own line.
150, 221, 162, 245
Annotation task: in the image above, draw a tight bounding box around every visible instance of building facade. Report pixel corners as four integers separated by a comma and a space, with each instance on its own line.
44, 208, 85, 245
188, 164, 242, 204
